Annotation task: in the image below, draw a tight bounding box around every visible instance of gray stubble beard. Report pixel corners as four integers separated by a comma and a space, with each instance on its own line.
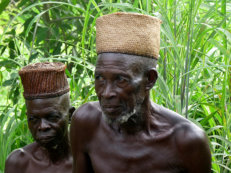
102, 101, 144, 128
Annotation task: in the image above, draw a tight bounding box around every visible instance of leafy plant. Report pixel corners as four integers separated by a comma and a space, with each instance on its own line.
0, 0, 230, 172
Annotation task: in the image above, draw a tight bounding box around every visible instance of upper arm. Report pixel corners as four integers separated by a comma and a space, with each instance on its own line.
70, 112, 90, 173
70, 102, 100, 173
175, 123, 211, 173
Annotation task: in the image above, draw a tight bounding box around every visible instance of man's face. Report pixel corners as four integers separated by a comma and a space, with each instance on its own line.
26, 94, 69, 148
95, 53, 147, 124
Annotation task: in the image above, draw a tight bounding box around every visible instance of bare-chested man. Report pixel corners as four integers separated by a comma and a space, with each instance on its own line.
70, 12, 211, 173
5, 62, 74, 173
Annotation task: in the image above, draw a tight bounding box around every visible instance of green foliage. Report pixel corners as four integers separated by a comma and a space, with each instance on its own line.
0, 0, 230, 172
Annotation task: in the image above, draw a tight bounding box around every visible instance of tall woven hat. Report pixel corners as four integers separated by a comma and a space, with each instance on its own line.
19, 62, 69, 100
96, 12, 162, 59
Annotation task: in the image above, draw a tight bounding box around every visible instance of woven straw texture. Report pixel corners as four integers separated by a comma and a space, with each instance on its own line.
96, 12, 162, 59
19, 62, 69, 99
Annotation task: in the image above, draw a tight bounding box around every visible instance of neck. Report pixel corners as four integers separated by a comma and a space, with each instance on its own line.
41, 135, 70, 163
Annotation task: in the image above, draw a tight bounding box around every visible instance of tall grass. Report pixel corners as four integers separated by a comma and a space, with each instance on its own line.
0, 105, 33, 172
0, 0, 230, 172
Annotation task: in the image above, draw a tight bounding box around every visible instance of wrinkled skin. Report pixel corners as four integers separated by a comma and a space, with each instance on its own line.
5, 93, 74, 173
95, 54, 147, 128
71, 53, 211, 173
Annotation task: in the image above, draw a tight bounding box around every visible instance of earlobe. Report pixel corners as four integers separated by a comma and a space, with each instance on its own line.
146, 68, 158, 90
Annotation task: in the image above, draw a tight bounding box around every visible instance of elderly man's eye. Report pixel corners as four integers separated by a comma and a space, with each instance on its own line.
95, 75, 104, 82
116, 76, 129, 86
28, 116, 39, 123
47, 114, 61, 122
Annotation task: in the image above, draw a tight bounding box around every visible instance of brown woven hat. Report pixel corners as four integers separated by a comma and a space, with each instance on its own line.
96, 12, 162, 59
19, 62, 69, 100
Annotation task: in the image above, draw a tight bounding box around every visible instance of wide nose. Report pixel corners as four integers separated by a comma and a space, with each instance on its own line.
102, 82, 116, 99
38, 119, 51, 132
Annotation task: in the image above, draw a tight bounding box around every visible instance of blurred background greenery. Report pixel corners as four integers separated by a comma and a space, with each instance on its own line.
0, 0, 230, 172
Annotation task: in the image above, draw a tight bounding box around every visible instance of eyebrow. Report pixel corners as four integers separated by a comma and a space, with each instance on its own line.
26, 110, 61, 117
26, 113, 37, 117
95, 70, 132, 79
96, 62, 128, 70
96, 60, 126, 66
95, 68, 129, 74
46, 111, 61, 117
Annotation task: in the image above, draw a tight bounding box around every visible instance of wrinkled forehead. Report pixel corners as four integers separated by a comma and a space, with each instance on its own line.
96, 53, 140, 71
96, 53, 146, 77
97, 53, 127, 68
25, 94, 70, 114
26, 97, 59, 109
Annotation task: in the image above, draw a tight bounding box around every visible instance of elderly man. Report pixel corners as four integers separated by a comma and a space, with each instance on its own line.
70, 12, 211, 173
5, 62, 74, 173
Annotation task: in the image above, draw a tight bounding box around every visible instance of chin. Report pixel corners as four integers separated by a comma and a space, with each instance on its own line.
37, 140, 54, 148
36, 137, 59, 148
103, 108, 137, 125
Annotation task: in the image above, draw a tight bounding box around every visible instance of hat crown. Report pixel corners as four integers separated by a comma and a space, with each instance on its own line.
19, 62, 69, 99
96, 12, 162, 59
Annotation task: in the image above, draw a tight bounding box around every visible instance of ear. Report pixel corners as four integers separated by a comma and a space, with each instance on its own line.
145, 68, 158, 90
68, 107, 76, 123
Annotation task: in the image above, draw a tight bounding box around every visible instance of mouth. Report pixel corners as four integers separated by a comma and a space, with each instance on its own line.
102, 105, 122, 116
37, 136, 56, 143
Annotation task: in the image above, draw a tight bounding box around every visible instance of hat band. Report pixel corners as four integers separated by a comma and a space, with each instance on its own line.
23, 88, 70, 100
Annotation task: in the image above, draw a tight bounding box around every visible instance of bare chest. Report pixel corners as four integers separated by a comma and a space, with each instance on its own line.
88, 127, 186, 173
22, 157, 72, 173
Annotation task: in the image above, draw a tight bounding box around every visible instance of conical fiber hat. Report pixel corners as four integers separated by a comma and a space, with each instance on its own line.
96, 12, 162, 59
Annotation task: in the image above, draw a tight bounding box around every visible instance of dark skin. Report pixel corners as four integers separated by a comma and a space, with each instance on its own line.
71, 53, 211, 173
5, 93, 75, 173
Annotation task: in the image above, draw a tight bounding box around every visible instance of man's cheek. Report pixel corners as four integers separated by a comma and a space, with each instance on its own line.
28, 126, 35, 136
55, 125, 67, 136
132, 76, 143, 86
124, 97, 135, 112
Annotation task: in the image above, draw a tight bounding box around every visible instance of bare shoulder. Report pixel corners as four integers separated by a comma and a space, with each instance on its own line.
152, 102, 190, 124
5, 148, 27, 169
174, 122, 211, 172
152, 103, 211, 172
174, 121, 209, 150
70, 101, 102, 145
155, 103, 212, 172
153, 102, 210, 151
5, 143, 35, 173
71, 101, 102, 128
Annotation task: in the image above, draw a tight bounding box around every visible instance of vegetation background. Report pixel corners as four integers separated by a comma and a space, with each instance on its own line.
0, 0, 230, 172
